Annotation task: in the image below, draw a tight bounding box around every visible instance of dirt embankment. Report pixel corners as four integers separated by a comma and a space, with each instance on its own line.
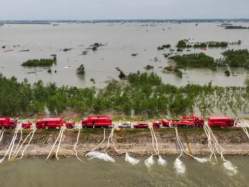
0, 129, 249, 157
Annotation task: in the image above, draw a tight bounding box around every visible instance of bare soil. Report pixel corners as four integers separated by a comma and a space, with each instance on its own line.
0, 129, 249, 157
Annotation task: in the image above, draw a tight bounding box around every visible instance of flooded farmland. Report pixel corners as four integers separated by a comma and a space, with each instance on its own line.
1, 22, 249, 88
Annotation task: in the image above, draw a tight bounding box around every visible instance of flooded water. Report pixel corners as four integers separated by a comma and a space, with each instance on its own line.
0, 156, 248, 187
1, 22, 249, 87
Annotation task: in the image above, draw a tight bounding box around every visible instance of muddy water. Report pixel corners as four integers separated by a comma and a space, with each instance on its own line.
0, 156, 248, 187
0, 22, 249, 87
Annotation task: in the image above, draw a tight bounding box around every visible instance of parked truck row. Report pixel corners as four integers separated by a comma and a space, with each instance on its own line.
0, 115, 236, 130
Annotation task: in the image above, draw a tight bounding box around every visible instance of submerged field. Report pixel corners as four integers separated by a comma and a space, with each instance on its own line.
1, 22, 249, 88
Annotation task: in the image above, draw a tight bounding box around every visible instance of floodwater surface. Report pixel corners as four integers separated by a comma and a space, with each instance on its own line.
0, 156, 248, 187
0, 22, 249, 87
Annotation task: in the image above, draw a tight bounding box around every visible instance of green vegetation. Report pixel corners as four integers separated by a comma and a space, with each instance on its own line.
193, 43, 207, 48
245, 77, 249, 92
76, 64, 85, 74
21, 59, 54, 67
245, 77, 249, 87
225, 26, 249, 29
157, 44, 171, 50
90, 78, 95, 84
208, 42, 228, 48
169, 49, 249, 69
174, 68, 183, 78
193, 42, 228, 48
128, 71, 161, 86
224, 70, 230, 76
176, 40, 228, 48
118, 71, 126, 79
0, 72, 248, 118
92, 43, 102, 51
163, 66, 183, 78
222, 49, 249, 68
144, 65, 154, 70
177, 40, 188, 48
163, 53, 171, 58
169, 53, 215, 68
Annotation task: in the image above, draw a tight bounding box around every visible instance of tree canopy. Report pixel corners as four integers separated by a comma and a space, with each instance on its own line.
169, 53, 215, 68
222, 49, 249, 68
0, 72, 247, 118
21, 59, 54, 67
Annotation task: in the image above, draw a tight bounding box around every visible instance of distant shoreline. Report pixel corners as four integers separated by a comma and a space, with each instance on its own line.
1, 19, 249, 24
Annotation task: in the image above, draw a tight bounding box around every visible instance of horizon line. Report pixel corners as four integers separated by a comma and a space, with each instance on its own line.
1, 18, 249, 21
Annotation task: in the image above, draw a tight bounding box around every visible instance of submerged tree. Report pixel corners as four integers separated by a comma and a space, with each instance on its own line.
90, 78, 96, 84
118, 71, 126, 79
176, 40, 187, 48
77, 64, 85, 75
224, 70, 230, 76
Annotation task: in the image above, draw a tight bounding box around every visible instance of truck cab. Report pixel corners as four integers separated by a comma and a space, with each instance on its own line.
0, 117, 17, 129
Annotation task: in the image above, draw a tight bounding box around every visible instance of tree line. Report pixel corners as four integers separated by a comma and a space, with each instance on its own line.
176, 40, 228, 48
0, 72, 248, 118
168, 49, 249, 69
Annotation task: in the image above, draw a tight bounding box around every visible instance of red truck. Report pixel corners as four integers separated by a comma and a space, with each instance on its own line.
171, 116, 204, 128
36, 118, 65, 129
208, 117, 235, 127
82, 116, 112, 128
22, 122, 32, 129
0, 117, 17, 129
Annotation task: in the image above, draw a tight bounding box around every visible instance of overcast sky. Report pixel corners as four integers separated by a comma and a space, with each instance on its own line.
1, 0, 249, 20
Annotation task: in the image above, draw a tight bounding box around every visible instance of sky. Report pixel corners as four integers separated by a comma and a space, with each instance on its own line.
1, 0, 249, 20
